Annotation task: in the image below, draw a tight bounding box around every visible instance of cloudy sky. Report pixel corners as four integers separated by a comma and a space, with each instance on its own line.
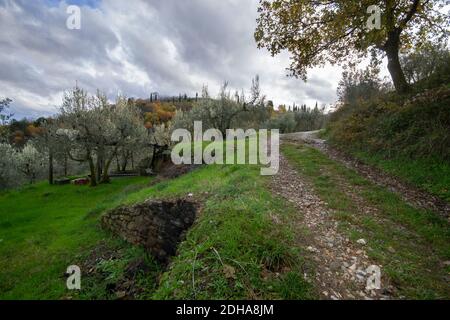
0, 0, 344, 119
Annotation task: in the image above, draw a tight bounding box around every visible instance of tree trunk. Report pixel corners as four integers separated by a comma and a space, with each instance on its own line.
116, 155, 120, 172
96, 154, 103, 182
150, 146, 159, 169
386, 47, 410, 94
88, 156, 97, 187
121, 158, 128, 172
48, 151, 54, 185
131, 152, 134, 170
101, 158, 113, 184
101, 150, 117, 184
120, 150, 130, 172
64, 154, 68, 177
384, 31, 410, 94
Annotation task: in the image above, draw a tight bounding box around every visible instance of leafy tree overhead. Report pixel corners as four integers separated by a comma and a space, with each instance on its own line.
255, 0, 449, 94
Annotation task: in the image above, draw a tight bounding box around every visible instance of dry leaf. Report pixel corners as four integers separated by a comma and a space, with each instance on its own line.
223, 264, 236, 279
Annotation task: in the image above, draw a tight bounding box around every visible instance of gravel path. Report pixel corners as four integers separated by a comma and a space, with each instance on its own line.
270, 153, 393, 300
281, 131, 450, 220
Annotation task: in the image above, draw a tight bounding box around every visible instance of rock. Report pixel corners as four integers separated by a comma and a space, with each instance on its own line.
306, 246, 319, 253
357, 239, 367, 245
356, 269, 366, 281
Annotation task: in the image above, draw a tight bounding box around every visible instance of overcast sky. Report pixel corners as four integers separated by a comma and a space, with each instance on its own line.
0, 0, 344, 119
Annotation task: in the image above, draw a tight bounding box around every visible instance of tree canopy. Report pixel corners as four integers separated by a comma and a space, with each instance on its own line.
255, 0, 449, 94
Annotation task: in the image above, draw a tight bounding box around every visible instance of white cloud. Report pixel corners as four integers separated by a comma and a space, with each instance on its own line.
0, 0, 342, 119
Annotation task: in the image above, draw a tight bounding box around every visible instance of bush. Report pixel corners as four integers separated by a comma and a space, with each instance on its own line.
327, 87, 450, 161
263, 108, 327, 133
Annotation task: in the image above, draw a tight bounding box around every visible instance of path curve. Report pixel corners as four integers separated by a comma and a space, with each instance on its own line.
281, 131, 450, 219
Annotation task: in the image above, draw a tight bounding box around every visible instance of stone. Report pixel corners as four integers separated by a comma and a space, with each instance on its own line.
306, 246, 319, 253
101, 199, 197, 263
357, 239, 367, 245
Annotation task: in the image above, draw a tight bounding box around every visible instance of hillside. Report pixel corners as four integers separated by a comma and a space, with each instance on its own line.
1, 139, 449, 299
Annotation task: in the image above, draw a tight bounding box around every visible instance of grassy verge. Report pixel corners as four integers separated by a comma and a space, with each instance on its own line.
352, 151, 450, 202
323, 86, 450, 202
282, 143, 450, 299
123, 164, 314, 299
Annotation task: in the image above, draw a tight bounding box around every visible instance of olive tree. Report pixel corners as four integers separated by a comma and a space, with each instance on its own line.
15, 142, 45, 184
57, 87, 150, 186
0, 143, 19, 189
173, 77, 268, 136
99, 96, 148, 183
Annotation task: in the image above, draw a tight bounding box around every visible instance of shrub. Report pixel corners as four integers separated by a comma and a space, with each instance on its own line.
327, 87, 450, 161
263, 108, 327, 133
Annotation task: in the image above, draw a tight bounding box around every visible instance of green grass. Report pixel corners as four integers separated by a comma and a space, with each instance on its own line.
283, 143, 450, 299
0, 161, 315, 300
0, 177, 150, 299
352, 151, 450, 202
120, 164, 314, 299
324, 86, 450, 202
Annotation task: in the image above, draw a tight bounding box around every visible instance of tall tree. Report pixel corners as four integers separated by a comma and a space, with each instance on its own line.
255, 0, 449, 94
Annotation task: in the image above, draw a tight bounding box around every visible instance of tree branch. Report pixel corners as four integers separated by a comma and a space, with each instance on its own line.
399, 0, 421, 30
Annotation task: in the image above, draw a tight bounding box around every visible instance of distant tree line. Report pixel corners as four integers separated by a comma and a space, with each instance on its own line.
1, 76, 329, 190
